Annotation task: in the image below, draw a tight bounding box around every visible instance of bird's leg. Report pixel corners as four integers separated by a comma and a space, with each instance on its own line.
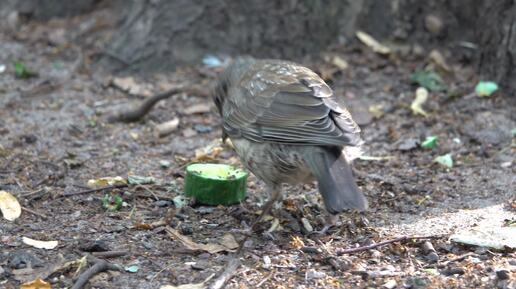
251, 187, 282, 231
236, 187, 281, 254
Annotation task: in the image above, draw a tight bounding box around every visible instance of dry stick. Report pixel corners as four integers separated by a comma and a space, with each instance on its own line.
207, 257, 241, 289
108, 87, 183, 123
255, 271, 274, 288
21, 206, 47, 219
61, 184, 128, 198
72, 255, 124, 289
336, 235, 442, 256
424, 252, 477, 269
92, 250, 129, 259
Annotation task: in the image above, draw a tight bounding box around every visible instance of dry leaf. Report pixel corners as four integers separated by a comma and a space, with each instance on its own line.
429, 49, 451, 72
0, 190, 22, 221
87, 176, 127, 188
219, 233, 239, 250
330, 55, 349, 70
193, 140, 224, 162
290, 236, 305, 249
20, 278, 51, 289
267, 218, 281, 233
410, 87, 429, 117
368, 104, 384, 118
166, 227, 236, 254
14, 255, 68, 282
184, 103, 212, 114
22, 237, 58, 250
356, 31, 391, 55
111, 76, 152, 96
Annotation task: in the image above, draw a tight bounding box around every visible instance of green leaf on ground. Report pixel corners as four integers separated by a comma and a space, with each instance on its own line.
410, 71, 446, 92
125, 265, 139, 273
475, 81, 498, 97
421, 136, 438, 149
13, 61, 37, 78
102, 194, 123, 211
434, 154, 453, 168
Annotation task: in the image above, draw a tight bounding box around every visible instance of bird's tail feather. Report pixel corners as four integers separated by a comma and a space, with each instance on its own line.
304, 147, 368, 214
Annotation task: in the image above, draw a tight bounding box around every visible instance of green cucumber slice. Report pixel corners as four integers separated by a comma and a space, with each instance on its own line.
184, 163, 248, 205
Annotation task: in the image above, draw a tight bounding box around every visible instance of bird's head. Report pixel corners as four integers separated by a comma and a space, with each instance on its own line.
213, 56, 256, 142
213, 56, 256, 114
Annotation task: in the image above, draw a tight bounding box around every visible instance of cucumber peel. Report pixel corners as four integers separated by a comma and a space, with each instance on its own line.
185, 163, 248, 205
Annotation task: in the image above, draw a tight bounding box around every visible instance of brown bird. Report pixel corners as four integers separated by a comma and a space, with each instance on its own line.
213, 57, 367, 234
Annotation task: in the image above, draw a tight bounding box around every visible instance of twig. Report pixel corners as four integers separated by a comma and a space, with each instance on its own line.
108, 87, 183, 123
255, 271, 274, 287
60, 184, 128, 198
20, 189, 45, 198
22, 206, 47, 219
207, 257, 241, 289
72, 255, 123, 289
336, 235, 442, 255
133, 184, 159, 201
92, 250, 128, 259
424, 252, 477, 268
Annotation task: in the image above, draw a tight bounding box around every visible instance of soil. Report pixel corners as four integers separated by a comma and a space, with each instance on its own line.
1, 9, 515, 289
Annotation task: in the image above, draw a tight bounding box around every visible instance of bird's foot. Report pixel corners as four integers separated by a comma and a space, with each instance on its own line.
308, 224, 334, 236
309, 214, 339, 236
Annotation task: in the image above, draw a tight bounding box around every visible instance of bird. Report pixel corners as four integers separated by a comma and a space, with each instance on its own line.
213, 56, 367, 234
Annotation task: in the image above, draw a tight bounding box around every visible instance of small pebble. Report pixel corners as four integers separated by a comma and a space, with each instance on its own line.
442, 267, 465, 276
195, 207, 215, 214
301, 217, 313, 233
300, 246, 321, 254
154, 200, 172, 207
495, 269, 510, 280
396, 138, 419, 151
191, 260, 207, 270
425, 14, 444, 36
421, 241, 436, 254
159, 160, 172, 168
383, 279, 397, 289
262, 255, 271, 269
305, 269, 326, 279
426, 252, 439, 263
371, 250, 382, 259
243, 239, 254, 248
193, 124, 212, 133
142, 241, 154, 250
180, 223, 193, 235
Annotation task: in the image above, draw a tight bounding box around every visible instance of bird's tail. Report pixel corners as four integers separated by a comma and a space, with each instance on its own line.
304, 147, 368, 214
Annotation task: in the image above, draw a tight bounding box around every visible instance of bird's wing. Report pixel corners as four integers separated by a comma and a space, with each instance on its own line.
222, 61, 362, 146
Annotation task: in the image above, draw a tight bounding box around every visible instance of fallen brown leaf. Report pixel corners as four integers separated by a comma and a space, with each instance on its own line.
20, 278, 51, 289
166, 227, 237, 254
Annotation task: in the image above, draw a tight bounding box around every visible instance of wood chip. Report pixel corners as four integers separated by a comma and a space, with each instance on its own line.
155, 118, 180, 137
184, 103, 212, 115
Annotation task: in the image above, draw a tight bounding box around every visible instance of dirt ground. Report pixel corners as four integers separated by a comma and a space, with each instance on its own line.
1, 9, 515, 289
